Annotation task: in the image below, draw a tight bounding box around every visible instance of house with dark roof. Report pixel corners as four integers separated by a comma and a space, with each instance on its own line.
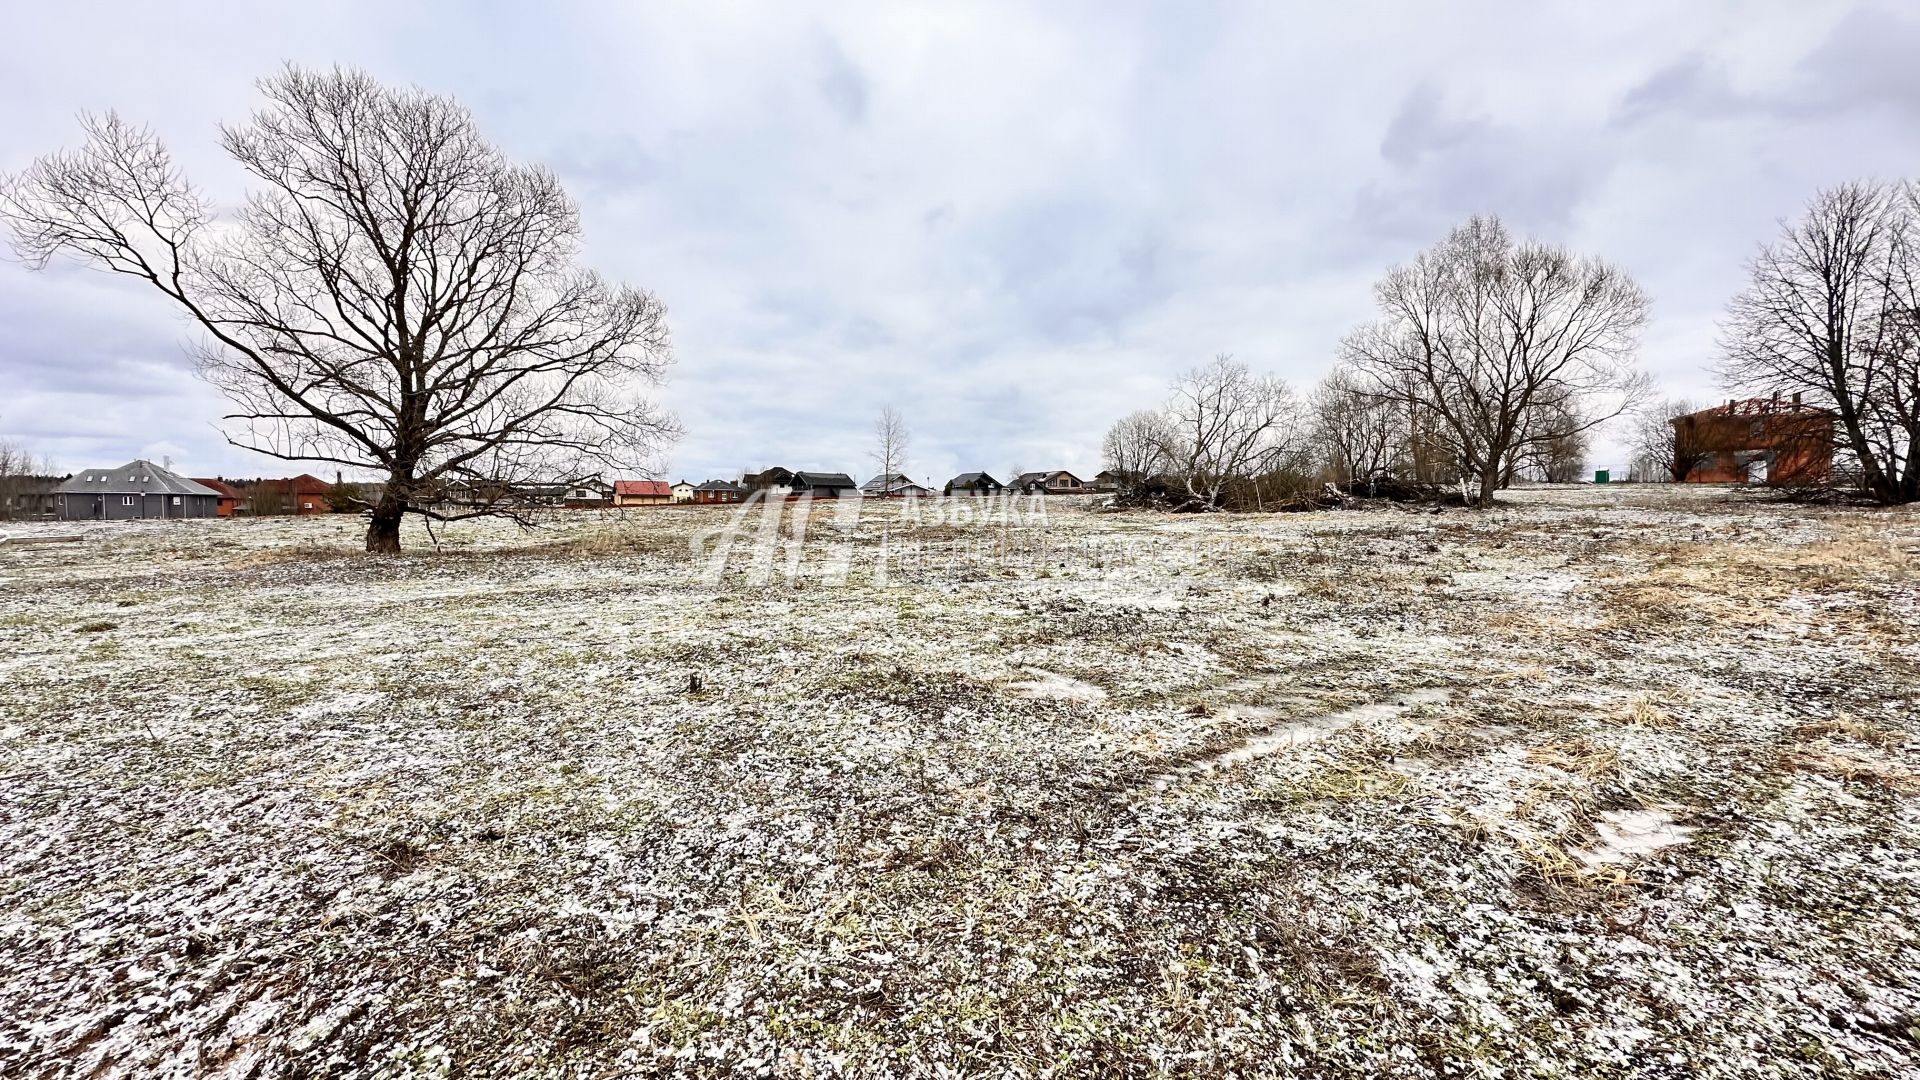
790, 471, 858, 498
862, 473, 929, 497
944, 472, 1003, 496
693, 480, 746, 503
1009, 470, 1089, 495
742, 467, 795, 494
562, 478, 614, 508
55, 460, 221, 520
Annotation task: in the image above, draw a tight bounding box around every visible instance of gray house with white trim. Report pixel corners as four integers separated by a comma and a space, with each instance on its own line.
55, 460, 222, 521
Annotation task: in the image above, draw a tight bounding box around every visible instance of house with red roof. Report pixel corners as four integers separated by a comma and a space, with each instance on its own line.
613, 479, 672, 507
191, 478, 245, 517
254, 473, 334, 515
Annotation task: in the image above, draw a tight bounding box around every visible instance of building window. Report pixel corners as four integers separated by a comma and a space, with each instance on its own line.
121, 496, 134, 506
171, 496, 181, 505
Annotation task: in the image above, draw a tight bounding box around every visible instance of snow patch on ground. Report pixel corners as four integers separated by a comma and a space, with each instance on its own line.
1576, 808, 1696, 868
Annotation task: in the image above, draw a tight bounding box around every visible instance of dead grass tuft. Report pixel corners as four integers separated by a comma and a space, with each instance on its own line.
1778, 747, 1920, 794
1792, 713, 1903, 749
1616, 697, 1677, 730
1263, 764, 1413, 804
1527, 737, 1622, 783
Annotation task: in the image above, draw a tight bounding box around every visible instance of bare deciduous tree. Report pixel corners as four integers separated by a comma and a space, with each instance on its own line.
869, 405, 910, 495
1504, 386, 1588, 483
0, 66, 676, 552
1310, 367, 1406, 486
1100, 409, 1173, 502
1721, 182, 1920, 504
1161, 355, 1304, 508
1627, 397, 1706, 482
1341, 215, 1650, 507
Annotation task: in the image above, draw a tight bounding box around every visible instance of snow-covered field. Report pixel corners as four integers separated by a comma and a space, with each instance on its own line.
2, 486, 1918, 1078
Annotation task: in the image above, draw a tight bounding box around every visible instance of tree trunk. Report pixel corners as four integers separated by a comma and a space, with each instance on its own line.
366, 492, 405, 553
1476, 470, 1500, 508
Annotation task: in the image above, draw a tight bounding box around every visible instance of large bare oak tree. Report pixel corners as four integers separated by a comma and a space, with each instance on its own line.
0, 66, 675, 551
1339, 215, 1649, 507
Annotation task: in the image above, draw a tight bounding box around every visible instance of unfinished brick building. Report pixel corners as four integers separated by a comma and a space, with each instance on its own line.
1671, 395, 1835, 486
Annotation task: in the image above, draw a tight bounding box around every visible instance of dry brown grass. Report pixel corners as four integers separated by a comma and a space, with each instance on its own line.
1792, 713, 1904, 749
1616, 697, 1678, 730
1778, 747, 1920, 794
1527, 737, 1623, 783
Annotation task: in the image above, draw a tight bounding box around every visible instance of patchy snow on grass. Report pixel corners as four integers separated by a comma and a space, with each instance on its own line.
2, 487, 1918, 1078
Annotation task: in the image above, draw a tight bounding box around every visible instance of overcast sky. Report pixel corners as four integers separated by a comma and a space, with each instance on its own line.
3, 0, 1917, 484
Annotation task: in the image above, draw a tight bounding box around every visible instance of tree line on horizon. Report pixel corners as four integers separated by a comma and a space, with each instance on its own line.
3, 67, 1917, 553
1102, 194, 1920, 511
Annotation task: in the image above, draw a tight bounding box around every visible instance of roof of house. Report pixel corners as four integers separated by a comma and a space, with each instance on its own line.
792, 471, 857, 488
1675, 397, 1835, 422
614, 479, 671, 497
695, 480, 745, 492
863, 472, 921, 491
1014, 470, 1084, 487
256, 473, 333, 495
947, 472, 1001, 487
57, 460, 221, 498
191, 478, 243, 499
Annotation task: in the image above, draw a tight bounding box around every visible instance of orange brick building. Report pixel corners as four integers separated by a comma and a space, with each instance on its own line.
256, 473, 335, 514
1671, 396, 1835, 486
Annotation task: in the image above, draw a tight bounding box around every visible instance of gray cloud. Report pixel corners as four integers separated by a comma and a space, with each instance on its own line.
815, 33, 869, 125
